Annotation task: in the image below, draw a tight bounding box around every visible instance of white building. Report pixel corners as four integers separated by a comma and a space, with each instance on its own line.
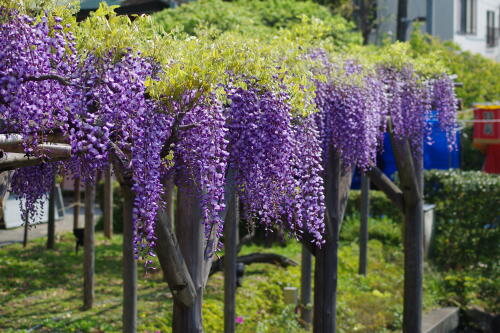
375, 0, 500, 61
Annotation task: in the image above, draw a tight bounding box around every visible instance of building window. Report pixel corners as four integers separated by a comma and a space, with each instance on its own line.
459, 0, 477, 34
486, 10, 497, 47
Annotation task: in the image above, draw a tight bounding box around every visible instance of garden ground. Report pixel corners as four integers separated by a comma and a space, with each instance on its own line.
0, 214, 447, 333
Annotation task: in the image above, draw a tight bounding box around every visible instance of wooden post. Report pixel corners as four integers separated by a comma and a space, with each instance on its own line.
83, 178, 95, 310
74, 177, 81, 229
224, 193, 238, 333
358, 173, 370, 275
47, 179, 56, 249
173, 183, 204, 333
313, 151, 353, 333
122, 186, 137, 333
23, 214, 29, 248
390, 137, 424, 333
104, 165, 113, 239
300, 245, 312, 326
403, 147, 424, 333
397, 0, 408, 41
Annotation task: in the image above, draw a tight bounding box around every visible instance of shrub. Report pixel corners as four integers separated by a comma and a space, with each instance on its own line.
341, 213, 402, 248
346, 189, 402, 222
153, 0, 362, 47
424, 169, 500, 272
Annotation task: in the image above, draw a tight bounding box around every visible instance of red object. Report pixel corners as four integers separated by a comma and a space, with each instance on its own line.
484, 144, 500, 174
473, 107, 500, 145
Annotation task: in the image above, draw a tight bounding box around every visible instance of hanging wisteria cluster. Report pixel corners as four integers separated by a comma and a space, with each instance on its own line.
378, 65, 458, 153
0, 7, 459, 256
313, 53, 388, 170
226, 86, 326, 245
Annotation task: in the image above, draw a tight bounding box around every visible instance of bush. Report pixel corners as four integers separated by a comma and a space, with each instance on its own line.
424, 170, 500, 272
341, 213, 402, 248
153, 0, 362, 47
460, 124, 485, 171
346, 189, 402, 222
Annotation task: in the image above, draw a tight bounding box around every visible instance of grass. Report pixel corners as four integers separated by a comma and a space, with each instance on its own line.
0, 218, 443, 333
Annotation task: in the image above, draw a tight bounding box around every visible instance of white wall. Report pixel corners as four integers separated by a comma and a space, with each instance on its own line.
374, 0, 500, 61
453, 0, 500, 61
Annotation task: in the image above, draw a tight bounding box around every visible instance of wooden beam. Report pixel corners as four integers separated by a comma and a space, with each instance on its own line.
224, 192, 238, 333
0, 147, 71, 172
366, 167, 404, 211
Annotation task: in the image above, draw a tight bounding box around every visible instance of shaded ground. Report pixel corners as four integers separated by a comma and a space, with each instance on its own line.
0, 218, 443, 332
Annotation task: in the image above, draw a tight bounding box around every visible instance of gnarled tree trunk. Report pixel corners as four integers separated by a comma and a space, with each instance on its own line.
173, 183, 204, 333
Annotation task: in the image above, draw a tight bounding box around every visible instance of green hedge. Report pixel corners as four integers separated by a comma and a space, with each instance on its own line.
346, 189, 402, 222
424, 170, 500, 271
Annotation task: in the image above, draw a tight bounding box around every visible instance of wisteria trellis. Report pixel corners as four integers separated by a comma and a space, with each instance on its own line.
0, 9, 458, 260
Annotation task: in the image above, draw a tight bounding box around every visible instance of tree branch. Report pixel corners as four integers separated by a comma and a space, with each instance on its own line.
24, 74, 72, 86
209, 252, 298, 276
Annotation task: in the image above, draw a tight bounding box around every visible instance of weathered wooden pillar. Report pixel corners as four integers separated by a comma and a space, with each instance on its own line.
403, 147, 424, 333
122, 186, 137, 333
224, 193, 238, 333
23, 214, 29, 248
47, 179, 56, 249
173, 183, 204, 333
358, 173, 370, 275
104, 165, 113, 238
83, 177, 96, 310
313, 151, 353, 333
74, 177, 81, 229
390, 137, 424, 333
300, 245, 312, 326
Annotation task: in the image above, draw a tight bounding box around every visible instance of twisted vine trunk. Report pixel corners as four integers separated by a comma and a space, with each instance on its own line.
313, 151, 353, 333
